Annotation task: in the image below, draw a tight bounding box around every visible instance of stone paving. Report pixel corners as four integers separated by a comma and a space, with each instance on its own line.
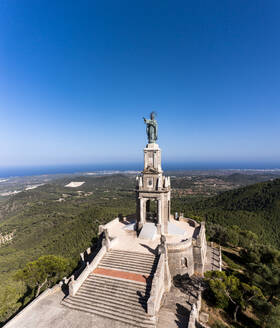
157, 285, 190, 328
108, 218, 196, 255
4, 290, 133, 328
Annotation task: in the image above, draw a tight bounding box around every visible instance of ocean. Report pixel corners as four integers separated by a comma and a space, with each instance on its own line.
0, 162, 280, 178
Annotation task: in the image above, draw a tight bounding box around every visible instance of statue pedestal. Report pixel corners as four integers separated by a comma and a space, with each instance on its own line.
143, 143, 162, 174
136, 143, 171, 235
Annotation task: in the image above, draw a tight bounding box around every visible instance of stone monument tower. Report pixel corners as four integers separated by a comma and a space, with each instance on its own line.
136, 112, 171, 235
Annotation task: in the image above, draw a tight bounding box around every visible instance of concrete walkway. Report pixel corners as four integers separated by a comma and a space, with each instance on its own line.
157, 285, 190, 328
4, 290, 133, 328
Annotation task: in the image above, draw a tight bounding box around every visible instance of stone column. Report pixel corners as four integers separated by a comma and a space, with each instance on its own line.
156, 198, 162, 234
138, 198, 143, 230
157, 198, 162, 225
140, 198, 144, 223
140, 198, 147, 227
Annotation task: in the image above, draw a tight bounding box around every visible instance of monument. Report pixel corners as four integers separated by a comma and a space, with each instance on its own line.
136, 112, 171, 236
4, 113, 221, 328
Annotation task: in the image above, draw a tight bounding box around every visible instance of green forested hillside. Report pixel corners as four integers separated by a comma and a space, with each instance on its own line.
0, 175, 136, 325
173, 178, 280, 248
1, 173, 280, 325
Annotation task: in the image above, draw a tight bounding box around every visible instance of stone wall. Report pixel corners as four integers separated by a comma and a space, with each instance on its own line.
187, 293, 202, 328
167, 238, 194, 277
147, 246, 171, 316
193, 222, 207, 274
166, 221, 208, 277
147, 254, 165, 316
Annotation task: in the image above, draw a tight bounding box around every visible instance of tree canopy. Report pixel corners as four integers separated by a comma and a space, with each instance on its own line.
204, 270, 264, 322
14, 255, 71, 297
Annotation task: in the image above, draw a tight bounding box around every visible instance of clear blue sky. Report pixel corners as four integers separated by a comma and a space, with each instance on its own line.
1, 0, 280, 168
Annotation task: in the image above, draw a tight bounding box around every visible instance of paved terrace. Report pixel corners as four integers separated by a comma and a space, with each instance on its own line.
4, 288, 134, 328
108, 218, 196, 254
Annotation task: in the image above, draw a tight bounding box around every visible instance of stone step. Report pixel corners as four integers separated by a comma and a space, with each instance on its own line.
101, 256, 156, 267
79, 286, 149, 303
88, 273, 148, 287
109, 249, 156, 260
100, 258, 155, 270
85, 276, 149, 292
63, 300, 149, 324
62, 250, 158, 327
98, 263, 152, 274
102, 253, 156, 264
104, 256, 155, 266
79, 283, 149, 301
100, 255, 156, 266
63, 299, 155, 327
77, 288, 148, 307
70, 293, 148, 313
87, 274, 151, 290
62, 302, 155, 328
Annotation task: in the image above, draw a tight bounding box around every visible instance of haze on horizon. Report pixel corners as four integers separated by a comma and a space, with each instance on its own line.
1, 1, 280, 168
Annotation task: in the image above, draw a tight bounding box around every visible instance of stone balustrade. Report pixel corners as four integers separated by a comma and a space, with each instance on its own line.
147, 253, 166, 316
187, 293, 202, 328
166, 238, 192, 250
69, 245, 107, 296
98, 217, 119, 235
69, 233, 119, 296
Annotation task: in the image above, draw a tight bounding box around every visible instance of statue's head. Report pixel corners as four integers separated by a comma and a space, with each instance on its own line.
150, 111, 156, 120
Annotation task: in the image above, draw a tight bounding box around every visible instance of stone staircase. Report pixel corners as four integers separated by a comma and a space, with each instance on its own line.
62, 249, 158, 327
99, 249, 157, 275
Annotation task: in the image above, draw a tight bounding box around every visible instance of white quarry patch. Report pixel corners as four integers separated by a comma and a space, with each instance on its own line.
0, 190, 20, 196
25, 184, 44, 190
0, 179, 8, 183
65, 181, 85, 188
0, 231, 15, 245
56, 198, 65, 202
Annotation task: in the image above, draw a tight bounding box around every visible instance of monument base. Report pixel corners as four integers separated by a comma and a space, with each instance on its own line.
138, 223, 157, 240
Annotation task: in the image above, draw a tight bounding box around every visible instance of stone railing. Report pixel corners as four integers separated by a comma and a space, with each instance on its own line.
188, 303, 198, 328
178, 217, 199, 228
98, 217, 119, 235
166, 238, 192, 251
187, 293, 201, 328
68, 232, 119, 296
192, 222, 207, 274
69, 245, 107, 296
192, 222, 206, 248
147, 253, 165, 316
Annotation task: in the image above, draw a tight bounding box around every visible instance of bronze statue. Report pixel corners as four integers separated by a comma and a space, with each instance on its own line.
143, 112, 158, 143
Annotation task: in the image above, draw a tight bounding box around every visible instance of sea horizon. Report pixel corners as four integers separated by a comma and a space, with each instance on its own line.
0, 162, 280, 178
